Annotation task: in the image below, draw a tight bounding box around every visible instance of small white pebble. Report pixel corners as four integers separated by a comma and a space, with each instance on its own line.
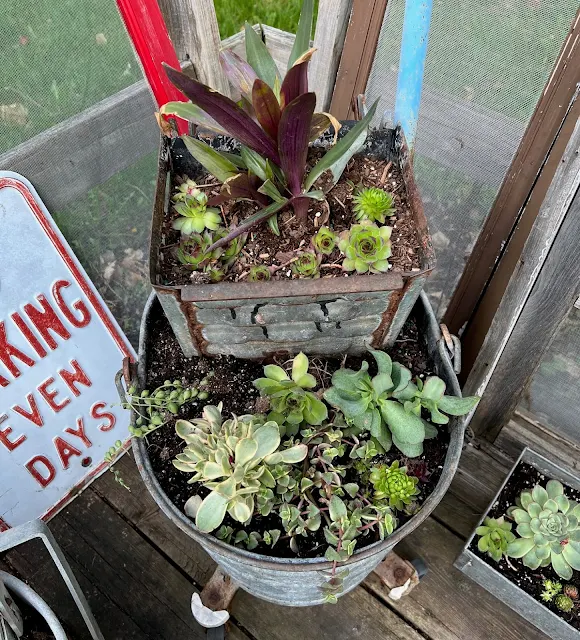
315, 212, 321, 217
392, 180, 396, 186
287, 270, 291, 277
259, 253, 269, 259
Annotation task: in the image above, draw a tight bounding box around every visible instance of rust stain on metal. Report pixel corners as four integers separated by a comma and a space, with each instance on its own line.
372, 290, 402, 347
182, 300, 209, 357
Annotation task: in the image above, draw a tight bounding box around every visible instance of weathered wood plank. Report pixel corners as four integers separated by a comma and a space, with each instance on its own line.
368, 518, 549, 640
311, 0, 353, 111
466, 119, 580, 439
158, 0, 229, 95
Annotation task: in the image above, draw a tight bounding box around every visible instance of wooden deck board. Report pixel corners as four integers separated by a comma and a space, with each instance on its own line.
1, 436, 551, 640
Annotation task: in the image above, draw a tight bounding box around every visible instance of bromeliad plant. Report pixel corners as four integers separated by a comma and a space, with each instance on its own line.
160, 0, 378, 249
324, 348, 479, 456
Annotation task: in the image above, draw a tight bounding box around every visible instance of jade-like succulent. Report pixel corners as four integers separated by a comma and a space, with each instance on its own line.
475, 516, 516, 562
338, 221, 392, 274
172, 180, 222, 235
555, 594, 574, 612
292, 251, 321, 278
540, 579, 562, 602
507, 480, 580, 580
174, 404, 307, 532
352, 187, 395, 223
324, 348, 479, 457
312, 227, 337, 255
369, 461, 420, 510
253, 352, 328, 432
248, 265, 271, 282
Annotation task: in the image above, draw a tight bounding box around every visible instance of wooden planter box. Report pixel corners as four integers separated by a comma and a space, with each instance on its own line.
455, 448, 580, 640
149, 126, 435, 358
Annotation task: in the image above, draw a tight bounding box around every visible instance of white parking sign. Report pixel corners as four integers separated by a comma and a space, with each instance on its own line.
0, 172, 135, 529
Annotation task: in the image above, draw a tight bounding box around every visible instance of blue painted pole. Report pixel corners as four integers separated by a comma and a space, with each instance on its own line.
394, 0, 433, 152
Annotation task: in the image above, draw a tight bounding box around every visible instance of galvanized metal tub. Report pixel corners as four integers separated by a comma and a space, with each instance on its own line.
455, 448, 580, 640
150, 126, 435, 359
133, 291, 465, 607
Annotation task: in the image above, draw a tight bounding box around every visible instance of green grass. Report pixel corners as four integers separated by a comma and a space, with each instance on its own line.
213, 0, 308, 38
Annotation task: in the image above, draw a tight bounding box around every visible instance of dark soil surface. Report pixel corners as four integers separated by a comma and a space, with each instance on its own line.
469, 461, 580, 630
143, 306, 450, 559
158, 150, 422, 286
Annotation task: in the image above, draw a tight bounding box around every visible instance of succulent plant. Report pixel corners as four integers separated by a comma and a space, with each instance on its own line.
292, 250, 321, 278
369, 461, 420, 510
564, 584, 579, 600
338, 221, 392, 274
324, 348, 479, 457
177, 229, 244, 280
248, 265, 271, 281
161, 0, 378, 245
540, 578, 562, 602
172, 181, 222, 235
555, 594, 575, 613
253, 353, 327, 432
174, 404, 307, 532
312, 226, 337, 255
475, 516, 516, 562
352, 187, 395, 224
507, 480, 580, 579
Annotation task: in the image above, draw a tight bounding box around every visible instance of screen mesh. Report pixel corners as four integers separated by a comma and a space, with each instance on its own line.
1, 0, 142, 153
519, 305, 580, 444
366, 0, 578, 317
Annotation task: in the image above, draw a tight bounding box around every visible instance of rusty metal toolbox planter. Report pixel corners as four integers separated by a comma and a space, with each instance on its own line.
455, 448, 580, 640
149, 126, 435, 358
132, 291, 466, 607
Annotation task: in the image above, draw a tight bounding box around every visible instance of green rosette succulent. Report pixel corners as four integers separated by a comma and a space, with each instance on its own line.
507, 479, 580, 580
292, 251, 321, 278
312, 227, 337, 255
177, 229, 244, 280
174, 404, 307, 533
475, 516, 515, 562
172, 180, 222, 235
369, 461, 420, 510
555, 594, 574, 612
248, 265, 271, 282
338, 221, 392, 274
352, 187, 395, 224
253, 353, 328, 432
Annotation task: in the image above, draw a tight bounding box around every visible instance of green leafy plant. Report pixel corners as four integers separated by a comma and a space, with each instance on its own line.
172, 180, 222, 235
555, 594, 575, 613
173, 404, 307, 532
160, 0, 379, 247
352, 187, 395, 224
369, 461, 420, 510
312, 226, 337, 255
123, 380, 199, 437
338, 221, 392, 274
540, 579, 562, 602
475, 516, 515, 562
253, 353, 327, 432
177, 229, 245, 281
248, 265, 271, 281
324, 348, 479, 457
507, 479, 580, 579
292, 250, 321, 278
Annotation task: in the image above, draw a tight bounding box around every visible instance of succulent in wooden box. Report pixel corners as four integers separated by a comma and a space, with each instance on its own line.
338, 221, 392, 274
352, 187, 395, 224
475, 516, 516, 562
171, 180, 222, 234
